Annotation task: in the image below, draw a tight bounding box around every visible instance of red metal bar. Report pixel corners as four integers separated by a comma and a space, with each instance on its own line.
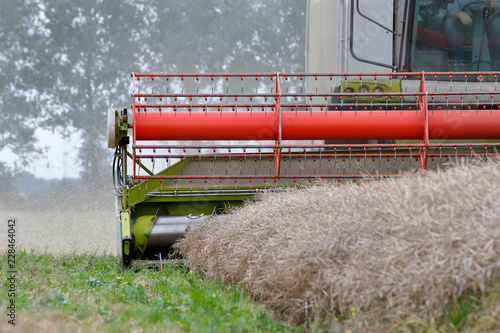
427, 110, 500, 139
134, 109, 500, 141
419, 73, 429, 170
275, 73, 281, 176
134, 143, 500, 150
135, 111, 279, 141
132, 73, 137, 179
130, 72, 500, 181
134, 174, 408, 181
133, 72, 278, 79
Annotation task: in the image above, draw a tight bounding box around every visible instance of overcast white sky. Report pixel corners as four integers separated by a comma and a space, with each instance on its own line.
1, 129, 82, 179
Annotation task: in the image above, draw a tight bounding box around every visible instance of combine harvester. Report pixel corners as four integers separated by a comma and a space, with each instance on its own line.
108, 0, 500, 266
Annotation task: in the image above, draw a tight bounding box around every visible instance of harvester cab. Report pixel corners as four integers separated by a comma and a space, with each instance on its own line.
108, 0, 500, 267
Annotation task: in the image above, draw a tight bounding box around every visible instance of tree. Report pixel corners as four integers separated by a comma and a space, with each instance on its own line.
0, 0, 306, 192
143, 1, 306, 73
40, 0, 145, 186
0, 1, 48, 183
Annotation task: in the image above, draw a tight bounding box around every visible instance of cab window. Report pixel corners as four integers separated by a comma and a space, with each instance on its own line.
410, 0, 500, 72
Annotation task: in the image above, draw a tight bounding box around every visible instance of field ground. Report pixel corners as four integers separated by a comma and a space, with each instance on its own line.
0, 253, 295, 333
0, 206, 296, 332
0, 207, 116, 256
1, 162, 500, 331
1, 252, 498, 332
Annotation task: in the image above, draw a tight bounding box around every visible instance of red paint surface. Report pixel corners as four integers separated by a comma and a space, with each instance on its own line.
134, 109, 500, 141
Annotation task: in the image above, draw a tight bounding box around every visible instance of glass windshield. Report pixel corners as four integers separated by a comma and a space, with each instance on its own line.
411, 0, 500, 72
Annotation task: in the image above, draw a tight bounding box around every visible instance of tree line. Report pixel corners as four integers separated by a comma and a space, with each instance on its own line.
0, 0, 306, 193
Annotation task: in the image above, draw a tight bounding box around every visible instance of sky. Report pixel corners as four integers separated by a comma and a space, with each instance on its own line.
1, 129, 82, 179
0, 1, 307, 181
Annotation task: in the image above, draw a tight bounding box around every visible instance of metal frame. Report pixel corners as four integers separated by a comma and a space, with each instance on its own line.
129, 71, 500, 184
113, 70, 500, 265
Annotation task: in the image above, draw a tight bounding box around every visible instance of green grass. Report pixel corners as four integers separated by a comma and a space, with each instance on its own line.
393, 284, 500, 333
0, 251, 296, 332
1, 251, 498, 332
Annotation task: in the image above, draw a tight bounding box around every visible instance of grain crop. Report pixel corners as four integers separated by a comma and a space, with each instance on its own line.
175, 160, 500, 328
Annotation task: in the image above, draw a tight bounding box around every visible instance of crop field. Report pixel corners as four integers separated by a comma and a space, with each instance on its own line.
1, 161, 500, 332
176, 161, 500, 331
0, 207, 116, 256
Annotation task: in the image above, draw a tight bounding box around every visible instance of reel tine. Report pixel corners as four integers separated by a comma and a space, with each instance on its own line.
127, 72, 500, 187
